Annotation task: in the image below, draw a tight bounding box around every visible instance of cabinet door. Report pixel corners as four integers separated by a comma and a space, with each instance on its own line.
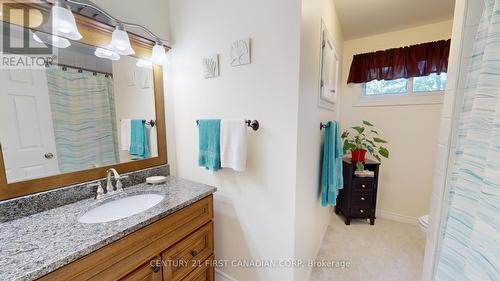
162, 222, 214, 281
120, 257, 162, 281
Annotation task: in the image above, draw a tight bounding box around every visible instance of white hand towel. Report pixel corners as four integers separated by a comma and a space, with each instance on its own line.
120, 119, 132, 151
149, 125, 158, 157
220, 119, 247, 172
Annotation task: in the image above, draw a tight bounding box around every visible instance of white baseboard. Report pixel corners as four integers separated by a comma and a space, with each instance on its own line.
377, 210, 418, 225
215, 269, 238, 281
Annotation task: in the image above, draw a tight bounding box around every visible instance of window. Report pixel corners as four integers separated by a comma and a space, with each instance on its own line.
364, 73, 447, 96
357, 73, 447, 106
413, 73, 447, 93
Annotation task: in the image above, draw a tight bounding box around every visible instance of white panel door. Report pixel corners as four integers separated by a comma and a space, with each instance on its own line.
0, 67, 59, 183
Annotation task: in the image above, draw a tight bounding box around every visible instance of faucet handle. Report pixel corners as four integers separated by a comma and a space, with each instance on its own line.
88, 182, 105, 199
115, 175, 129, 192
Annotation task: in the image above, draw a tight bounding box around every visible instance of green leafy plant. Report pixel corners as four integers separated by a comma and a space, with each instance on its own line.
341, 120, 389, 170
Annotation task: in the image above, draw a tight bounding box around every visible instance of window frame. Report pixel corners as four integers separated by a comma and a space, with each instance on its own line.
354, 75, 445, 107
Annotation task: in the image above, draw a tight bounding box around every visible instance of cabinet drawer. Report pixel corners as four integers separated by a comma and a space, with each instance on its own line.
352, 192, 373, 206
120, 257, 162, 281
183, 255, 214, 281
352, 178, 375, 191
162, 222, 214, 281
351, 206, 373, 217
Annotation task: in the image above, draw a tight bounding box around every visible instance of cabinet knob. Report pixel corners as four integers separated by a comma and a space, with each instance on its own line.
191, 250, 199, 257
153, 266, 161, 273
361, 184, 366, 188
360, 209, 364, 213
361, 197, 365, 201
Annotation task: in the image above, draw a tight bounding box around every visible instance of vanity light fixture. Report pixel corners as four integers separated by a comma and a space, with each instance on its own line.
94, 47, 120, 61
48, 0, 170, 61
109, 25, 135, 55
136, 58, 153, 69
51, 1, 82, 40
151, 42, 167, 65
33, 31, 71, 48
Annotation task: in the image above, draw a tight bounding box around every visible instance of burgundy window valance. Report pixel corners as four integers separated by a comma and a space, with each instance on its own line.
347, 39, 451, 84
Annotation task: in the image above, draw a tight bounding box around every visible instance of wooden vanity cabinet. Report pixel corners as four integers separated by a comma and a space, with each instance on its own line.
39, 195, 215, 281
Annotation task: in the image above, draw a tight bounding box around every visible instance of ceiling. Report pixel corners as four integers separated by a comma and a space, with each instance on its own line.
334, 0, 456, 40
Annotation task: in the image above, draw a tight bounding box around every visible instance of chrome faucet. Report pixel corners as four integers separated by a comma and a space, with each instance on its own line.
87, 168, 129, 200
106, 168, 126, 196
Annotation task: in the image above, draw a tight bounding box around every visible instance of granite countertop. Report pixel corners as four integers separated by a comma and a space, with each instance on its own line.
0, 176, 216, 281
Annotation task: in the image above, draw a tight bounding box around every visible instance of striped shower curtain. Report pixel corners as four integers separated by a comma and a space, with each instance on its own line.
46, 67, 119, 172
435, 0, 500, 280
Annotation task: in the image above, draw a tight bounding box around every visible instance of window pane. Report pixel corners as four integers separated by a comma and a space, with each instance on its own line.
365, 79, 407, 96
413, 73, 447, 92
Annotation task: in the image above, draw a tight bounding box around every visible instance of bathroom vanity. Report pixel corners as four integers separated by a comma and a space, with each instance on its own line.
40, 197, 215, 281
0, 173, 217, 281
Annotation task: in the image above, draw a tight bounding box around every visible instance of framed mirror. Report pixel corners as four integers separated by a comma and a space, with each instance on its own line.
0, 2, 168, 200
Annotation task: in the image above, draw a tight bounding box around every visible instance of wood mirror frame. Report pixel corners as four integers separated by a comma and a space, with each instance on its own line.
0, 1, 169, 200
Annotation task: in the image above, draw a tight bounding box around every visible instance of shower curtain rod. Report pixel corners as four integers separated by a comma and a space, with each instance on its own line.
46, 62, 113, 77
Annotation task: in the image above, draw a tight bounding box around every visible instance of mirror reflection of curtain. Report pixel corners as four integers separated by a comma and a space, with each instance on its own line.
46, 67, 119, 172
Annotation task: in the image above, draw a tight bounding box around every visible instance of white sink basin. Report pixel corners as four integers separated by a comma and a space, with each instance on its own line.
78, 193, 164, 224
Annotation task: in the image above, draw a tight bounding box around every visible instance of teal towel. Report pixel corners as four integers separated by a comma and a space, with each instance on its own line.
198, 119, 221, 171
129, 119, 151, 159
321, 121, 344, 206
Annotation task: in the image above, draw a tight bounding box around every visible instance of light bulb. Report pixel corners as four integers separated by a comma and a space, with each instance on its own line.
33, 31, 71, 48
94, 47, 120, 60
109, 26, 135, 55
151, 43, 167, 65
51, 4, 82, 40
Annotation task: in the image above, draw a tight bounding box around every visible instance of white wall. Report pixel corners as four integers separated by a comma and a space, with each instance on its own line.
294, 0, 343, 280
166, 0, 301, 280
340, 21, 453, 221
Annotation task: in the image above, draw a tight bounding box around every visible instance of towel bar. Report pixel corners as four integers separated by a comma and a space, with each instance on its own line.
196, 120, 260, 131
146, 120, 156, 127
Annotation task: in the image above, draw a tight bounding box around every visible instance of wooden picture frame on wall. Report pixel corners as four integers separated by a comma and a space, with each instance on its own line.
0, 1, 169, 200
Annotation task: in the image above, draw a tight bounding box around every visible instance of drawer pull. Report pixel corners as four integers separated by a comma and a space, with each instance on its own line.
153, 266, 161, 273
191, 250, 199, 257
361, 197, 365, 201
362, 184, 366, 188
359, 209, 364, 213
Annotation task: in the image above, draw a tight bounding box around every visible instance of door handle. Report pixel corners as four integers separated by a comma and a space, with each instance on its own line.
44, 152, 54, 159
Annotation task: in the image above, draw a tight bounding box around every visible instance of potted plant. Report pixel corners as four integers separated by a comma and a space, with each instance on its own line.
341, 120, 389, 171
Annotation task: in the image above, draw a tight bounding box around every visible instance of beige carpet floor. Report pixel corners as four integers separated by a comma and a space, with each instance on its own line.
309, 214, 425, 281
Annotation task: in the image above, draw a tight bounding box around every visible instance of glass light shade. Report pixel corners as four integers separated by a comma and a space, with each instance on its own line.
51, 5, 82, 40
94, 47, 120, 61
136, 58, 153, 69
33, 32, 71, 48
109, 27, 135, 55
151, 43, 167, 65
